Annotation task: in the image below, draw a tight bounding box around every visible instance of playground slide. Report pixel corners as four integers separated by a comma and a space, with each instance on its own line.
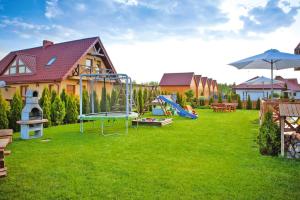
157, 95, 198, 119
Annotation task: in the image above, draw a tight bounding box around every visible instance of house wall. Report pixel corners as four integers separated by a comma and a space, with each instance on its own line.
202, 84, 210, 99
235, 89, 282, 101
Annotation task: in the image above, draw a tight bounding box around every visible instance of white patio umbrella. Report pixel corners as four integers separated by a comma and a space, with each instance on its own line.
229, 49, 300, 98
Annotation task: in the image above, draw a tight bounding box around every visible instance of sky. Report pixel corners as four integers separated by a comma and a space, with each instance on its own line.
0, 0, 300, 84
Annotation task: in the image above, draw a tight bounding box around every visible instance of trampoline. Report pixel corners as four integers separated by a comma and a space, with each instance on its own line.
79, 69, 138, 135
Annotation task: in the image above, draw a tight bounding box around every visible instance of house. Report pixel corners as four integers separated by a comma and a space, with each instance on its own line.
0, 37, 116, 100
200, 77, 210, 98
194, 75, 202, 98
233, 76, 300, 101
211, 80, 218, 97
159, 72, 197, 97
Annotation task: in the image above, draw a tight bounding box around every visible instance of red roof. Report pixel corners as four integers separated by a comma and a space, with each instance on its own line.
275, 76, 300, 91
0, 37, 115, 84
212, 80, 217, 89
207, 78, 212, 88
201, 77, 208, 88
159, 72, 195, 86
194, 75, 202, 86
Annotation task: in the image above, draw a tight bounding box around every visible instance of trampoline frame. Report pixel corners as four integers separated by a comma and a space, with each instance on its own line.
79, 73, 137, 135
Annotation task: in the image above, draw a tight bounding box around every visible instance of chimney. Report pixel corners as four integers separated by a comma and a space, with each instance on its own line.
43, 40, 54, 48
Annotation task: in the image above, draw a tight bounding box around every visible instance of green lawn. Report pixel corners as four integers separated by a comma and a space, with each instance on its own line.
0, 109, 299, 199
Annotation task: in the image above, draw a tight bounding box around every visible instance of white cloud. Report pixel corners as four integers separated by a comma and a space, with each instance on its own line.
114, 0, 139, 6
75, 3, 87, 12
45, 0, 62, 19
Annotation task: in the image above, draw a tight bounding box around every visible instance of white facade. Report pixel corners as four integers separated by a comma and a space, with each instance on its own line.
236, 89, 282, 101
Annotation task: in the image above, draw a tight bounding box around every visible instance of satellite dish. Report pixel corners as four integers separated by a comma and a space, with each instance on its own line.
0, 81, 6, 88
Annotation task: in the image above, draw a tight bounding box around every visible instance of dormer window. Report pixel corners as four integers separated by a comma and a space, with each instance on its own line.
3, 58, 32, 75
46, 57, 56, 66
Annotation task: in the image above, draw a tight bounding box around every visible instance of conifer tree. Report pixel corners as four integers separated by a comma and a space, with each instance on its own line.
51, 96, 65, 125
246, 95, 252, 110
10, 90, 23, 131
65, 95, 78, 123
0, 92, 9, 129
41, 88, 52, 127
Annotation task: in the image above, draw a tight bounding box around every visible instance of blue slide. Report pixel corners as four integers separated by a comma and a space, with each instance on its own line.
157, 95, 198, 119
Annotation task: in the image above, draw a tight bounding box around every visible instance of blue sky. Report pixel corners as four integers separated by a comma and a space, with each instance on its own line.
1, 0, 300, 83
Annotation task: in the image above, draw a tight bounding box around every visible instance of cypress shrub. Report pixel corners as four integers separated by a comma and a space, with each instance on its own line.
90, 91, 99, 113
184, 89, 194, 102
200, 96, 206, 106
41, 88, 52, 127
143, 88, 148, 111
60, 89, 67, 107
246, 95, 252, 110
237, 95, 242, 109
82, 89, 90, 114
110, 89, 117, 110
137, 87, 144, 114
51, 90, 57, 103
218, 93, 222, 103
65, 95, 78, 124
0, 92, 9, 129
227, 94, 232, 103
208, 97, 214, 105
257, 112, 280, 155
256, 98, 261, 110
51, 96, 65, 125
9, 90, 23, 131
106, 94, 111, 112
100, 87, 107, 112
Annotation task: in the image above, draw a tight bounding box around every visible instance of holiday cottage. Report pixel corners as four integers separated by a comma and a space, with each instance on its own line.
0, 37, 116, 100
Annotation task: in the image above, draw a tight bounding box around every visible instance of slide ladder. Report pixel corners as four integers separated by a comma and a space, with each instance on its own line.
157, 95, 198, 119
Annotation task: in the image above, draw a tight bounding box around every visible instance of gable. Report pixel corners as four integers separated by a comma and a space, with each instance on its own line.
2, 56, 34, 76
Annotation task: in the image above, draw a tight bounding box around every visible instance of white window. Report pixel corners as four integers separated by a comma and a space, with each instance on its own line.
18, 59, 32, 74
9, 66, 16, 74
86, 59, 92, 67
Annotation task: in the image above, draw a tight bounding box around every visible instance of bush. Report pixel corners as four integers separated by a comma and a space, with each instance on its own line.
256, 98, 261, 110
257, 112, 280, 155
82, 89, 90, 114
65, 95, 78, 124
246, 95, 252, 110
237, 95, 242, 109
218, 93, 222, 103
184, 90, 194, 102
137, 87, 144, 114
51, 96, 65, 125
51, 90, 57, 103
143, 88, 148, 111
10, 90, 23, 131
208, 97, 214, 105
110, 89, 117, 110
41, 88, 52, 127
0, 92, 9, 129
100, 87, 107, 112
227, 94, 232, 103
191, 97, 198, 108
60, 89, 67, 107
176, 92, 186, 107
199, 96, 205, 106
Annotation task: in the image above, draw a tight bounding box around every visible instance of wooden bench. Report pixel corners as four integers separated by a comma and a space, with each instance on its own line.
0, 138, 10, 178
211, 103, 237, 112
0, 129, 13, 143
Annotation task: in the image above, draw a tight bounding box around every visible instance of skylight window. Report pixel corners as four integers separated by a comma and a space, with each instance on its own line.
46, 57, 56, 66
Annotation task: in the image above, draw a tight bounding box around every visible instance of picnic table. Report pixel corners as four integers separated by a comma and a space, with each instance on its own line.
0, 129, 13, 143
211, 103, 237, 112
279, 103, 300, 157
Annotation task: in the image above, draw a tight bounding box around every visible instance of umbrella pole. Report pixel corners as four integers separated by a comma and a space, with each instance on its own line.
271, 61, 274, 100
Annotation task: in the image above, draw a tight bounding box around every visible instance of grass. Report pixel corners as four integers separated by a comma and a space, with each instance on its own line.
0, 109, 299, 199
